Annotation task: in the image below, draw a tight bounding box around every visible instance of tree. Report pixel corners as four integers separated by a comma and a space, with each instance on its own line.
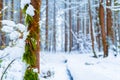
45, 0, 48, 51
64, 0, 68, 52
0, 0, 5, 47
21, 0, 41, 79
53, 0, 56, 51
0, 0, 2, 29
0, 0, 2, 46
99, 0, 108, 57
106, 0, 114, 44
77, 0, 80, 50
88, 0, 97, 58
69, 0, 72, 51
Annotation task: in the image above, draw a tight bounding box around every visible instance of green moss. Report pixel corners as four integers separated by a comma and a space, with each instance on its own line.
25, 14, 33, 25
22, 4, 29, 14
23, 44, 36, 66
24, 68, 39, 80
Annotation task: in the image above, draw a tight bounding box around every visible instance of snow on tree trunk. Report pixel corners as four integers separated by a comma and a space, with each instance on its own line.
88, 0, 97, 58
21, 0, 41, 79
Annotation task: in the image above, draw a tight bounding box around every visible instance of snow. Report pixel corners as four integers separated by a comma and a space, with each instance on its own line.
20, 0, 31, 9
40, 52, 120, 80
1, 20, 16, 27
16, 23, 26, 32
26, 4, 35, 16
1, 26, 14, 33
1, 47, 120, 80
21, 0, 35, 17
0, 38, 25, 80
40, 53, 69, 80
9, 31, 21, 40
0, 15, 120, 80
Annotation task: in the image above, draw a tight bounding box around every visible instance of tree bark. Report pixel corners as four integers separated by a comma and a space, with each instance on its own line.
31, 0, 41, 73
99, 2, 108, 57
69, 0, 72, 51
64, 0, 68, 52
88, 0, 97, 58
45, 0, 48, 51
53, 0, 56, 51
0, 0, 2, 29
106, 0, 114, 43
77, 0, 80, 50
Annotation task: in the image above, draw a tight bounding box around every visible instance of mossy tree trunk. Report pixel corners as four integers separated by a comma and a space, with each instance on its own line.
30, 0, 41, 73
22, 0, 41, 79
22, 0, 41, 76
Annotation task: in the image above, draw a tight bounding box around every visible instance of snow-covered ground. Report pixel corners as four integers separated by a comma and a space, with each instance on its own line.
0, 49, 120, 80
40, 52, 120, 80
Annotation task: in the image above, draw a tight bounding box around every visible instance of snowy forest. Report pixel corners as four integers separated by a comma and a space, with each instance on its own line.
0, 0, 120, 80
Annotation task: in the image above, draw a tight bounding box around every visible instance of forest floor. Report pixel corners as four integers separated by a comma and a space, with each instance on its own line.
0, 45, 120, 80
40, 52, 120, 80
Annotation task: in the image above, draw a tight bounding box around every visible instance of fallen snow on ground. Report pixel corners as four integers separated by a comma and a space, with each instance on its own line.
1, 49, 120, 80
40, 52, 120, 80
0, 39, 25, 80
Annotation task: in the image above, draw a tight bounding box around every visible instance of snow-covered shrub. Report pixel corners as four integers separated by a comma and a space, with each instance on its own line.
0, 20, 27, 80
72, 30, 92, 53
1, 20, 26, 46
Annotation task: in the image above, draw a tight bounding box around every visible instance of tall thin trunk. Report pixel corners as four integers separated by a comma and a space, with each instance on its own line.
106, 0, 112, 55
53, 0, 56, 51
0, 0, 2, 29
88, 0, 97, 58
99, 1, 108, 57
95, 1, 101, 52
106, 0, 114, 43
45, 0, 48, 51
69, 0, 72, 51
11, 0, 13, 20
64, 0, 68, 52
0, 0, 5, 47
77, 0, 80, 50
0, 0, 2, 46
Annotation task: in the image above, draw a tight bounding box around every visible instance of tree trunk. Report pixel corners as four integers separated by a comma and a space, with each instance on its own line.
64, 0, 68, 52
0, 0, 2, 29
45, 0, 48, 51
77, 0, 80, 50
0, 0, 5, 47
99, 2, 108, 57
53, 0, 56, 51
88, 0, 97, 58
106, 0, 114, 43
30, 0, 41, 72
69, 0, 72, 51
